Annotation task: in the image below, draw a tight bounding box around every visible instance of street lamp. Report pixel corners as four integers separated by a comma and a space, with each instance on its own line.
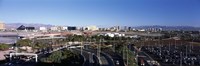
127, 43, 130, 66
99, 39, 101, 56
191, 38, 195, 52
97, 38, 102, 60
180, 52, 182, 66
80, 38, 83, 55
15, 31, 20, 53
113, 37, 116, 52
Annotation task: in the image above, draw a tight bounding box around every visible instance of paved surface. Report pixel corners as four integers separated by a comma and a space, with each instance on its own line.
71, 48, 99, 66
83, 49, 115, 66
128, 44, 160, 66
102, 49, 125, 66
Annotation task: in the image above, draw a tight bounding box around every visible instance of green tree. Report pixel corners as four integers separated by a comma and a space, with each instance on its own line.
16, 39, 32, 47
0, 44, 9, 50
62, 49, 74, 59
48, 51, 63, 63
41, 49, 78, 63
34, 42, 47, 49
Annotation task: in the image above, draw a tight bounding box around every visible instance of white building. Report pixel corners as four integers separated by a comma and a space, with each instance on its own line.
62, 27, 68, 30
105, 33, 115, 37
101, 33, 125, 37
139, 29, 146, 31
0, 21, 5, 30
39, 27, 47, 32
50, 26, 58, 31
39, 27, 47, 31
85, 26, 98, 31
126, 35, 140, 38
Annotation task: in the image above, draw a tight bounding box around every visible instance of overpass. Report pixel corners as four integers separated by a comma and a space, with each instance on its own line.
9, 53, 38, 62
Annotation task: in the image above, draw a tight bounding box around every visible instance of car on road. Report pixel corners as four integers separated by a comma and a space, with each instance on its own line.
115, 60, 119, 65
140, 59, 145, 66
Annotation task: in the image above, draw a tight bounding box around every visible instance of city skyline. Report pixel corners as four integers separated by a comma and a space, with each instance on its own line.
0, 0, 200, 27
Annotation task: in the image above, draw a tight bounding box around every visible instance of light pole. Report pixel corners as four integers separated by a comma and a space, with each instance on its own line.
97, 38, 101, 60
113, 37, 115, 52
175, 39, 176, 48
180, 52, 182, 66
127, 43, 129, 66
15, 31, 20, 53
159, 36, 162, 59
127, 48, 128, 66
81, 38, 83, 55
136, 49, 138, 66
191, 38, 195, 53
51, 36, 54, 52
186, 45, 188, 57
122, 37, 125, 60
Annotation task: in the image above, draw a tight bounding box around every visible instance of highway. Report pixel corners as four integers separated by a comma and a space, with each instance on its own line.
71, 48, 99, 66
128, 44, 160, 66
1, 43, 116, 66
0, 44, 70, 66
82, 49, 115, 66
104, 51, 125, 66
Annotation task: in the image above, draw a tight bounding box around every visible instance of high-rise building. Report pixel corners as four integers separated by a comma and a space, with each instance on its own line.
67, 26, 77, 30
0, 22, 5, 30
128, 27, 132, 31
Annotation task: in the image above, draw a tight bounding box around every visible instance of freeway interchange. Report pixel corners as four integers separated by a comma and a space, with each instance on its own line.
69, 44, 123, 66
1, 43, 126, 66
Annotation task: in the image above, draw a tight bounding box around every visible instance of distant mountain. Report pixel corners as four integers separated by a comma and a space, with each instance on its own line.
5, 23, 54, 29
4, 23, 200, 31
134, 25, 200, 31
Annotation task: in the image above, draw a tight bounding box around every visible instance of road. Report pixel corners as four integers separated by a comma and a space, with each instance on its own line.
0, 44, 71, 66
128, 44, 160, 66
82, 49, 115, 66
1, 43, 115, 66
71, 48, 99, 66
102, 49, 125, 66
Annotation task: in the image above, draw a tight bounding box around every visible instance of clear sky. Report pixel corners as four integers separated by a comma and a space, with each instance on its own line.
0, 0, 200, 27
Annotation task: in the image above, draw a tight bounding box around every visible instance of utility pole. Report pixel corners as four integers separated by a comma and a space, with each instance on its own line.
127, 44, 129, 66
186, 45, 187, 57
51, 36, 54, 52
169, 42, 171, 52
81, 38, 83, 55
123, 45, 125, 60
190, 38, 195, 53
122, 37, 125, 60
97, 38, 101, 60
159, 36, 162, 59
113, 37, 115, 52
192, 38, 194, 49
180, 52, 182, 66
175, 39, 176, 49
136, 49, 138, 65
100, 38, 101, 57
15, 31, 20, 53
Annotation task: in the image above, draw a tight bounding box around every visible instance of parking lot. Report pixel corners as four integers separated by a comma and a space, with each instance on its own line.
141, 41, 200, 66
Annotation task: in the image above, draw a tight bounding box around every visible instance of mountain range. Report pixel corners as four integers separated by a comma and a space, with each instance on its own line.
134, 25, 200, 31
5, 23, 54, 29
5, 23, 200, 31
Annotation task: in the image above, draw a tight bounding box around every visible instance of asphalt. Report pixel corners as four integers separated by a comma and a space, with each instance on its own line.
83, 49, 115, 66
102, 49, 125, 66
71, 48, 99, 66
128, 44, 160, 66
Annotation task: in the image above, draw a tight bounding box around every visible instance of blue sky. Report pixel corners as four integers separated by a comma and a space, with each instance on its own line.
0, 0, 200, 27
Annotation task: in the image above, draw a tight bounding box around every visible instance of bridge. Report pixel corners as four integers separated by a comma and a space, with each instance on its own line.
9, 53, 38, 62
